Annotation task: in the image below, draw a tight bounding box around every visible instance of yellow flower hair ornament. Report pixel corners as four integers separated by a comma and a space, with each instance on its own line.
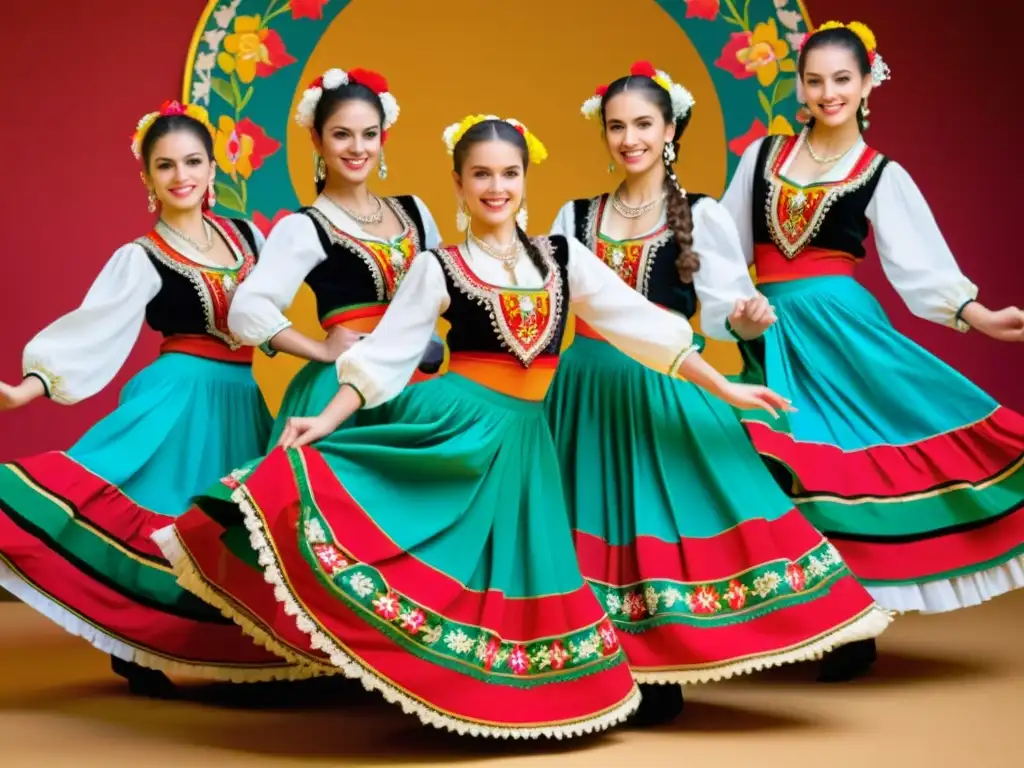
441, 115, 548, 165
131, 101, 214, 161
803, 21, 890, 87
581, 61, 695, 122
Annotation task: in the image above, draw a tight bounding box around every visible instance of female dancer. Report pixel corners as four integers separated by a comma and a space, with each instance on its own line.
154, 115, 792, 737
227, 66, 443, 445
0, 101, 300, 696
722, 21, 1024, 677
546, 62, 891, 717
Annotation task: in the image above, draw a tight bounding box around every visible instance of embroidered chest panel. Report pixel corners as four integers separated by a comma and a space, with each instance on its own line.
435, 240, 564, 367
307, 200, 420, 302
582, 195, 672, 296
137, 216, 256, 349
763, 136, 885, 259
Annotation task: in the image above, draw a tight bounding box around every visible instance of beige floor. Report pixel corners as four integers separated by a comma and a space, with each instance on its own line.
1, 592, 1021, 767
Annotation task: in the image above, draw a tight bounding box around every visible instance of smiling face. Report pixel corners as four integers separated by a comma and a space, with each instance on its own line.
313, 99, 383, 186
453, 138, 525, 231
801, 44, 872, 129
603, 90, 675, 176
145, 130, 214, 214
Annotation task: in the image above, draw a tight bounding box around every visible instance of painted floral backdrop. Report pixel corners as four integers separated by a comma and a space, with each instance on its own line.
184, 0, 807, 234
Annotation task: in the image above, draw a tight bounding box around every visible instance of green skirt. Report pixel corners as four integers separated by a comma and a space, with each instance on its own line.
544, 336, 890, 683
159, 373, 638, 739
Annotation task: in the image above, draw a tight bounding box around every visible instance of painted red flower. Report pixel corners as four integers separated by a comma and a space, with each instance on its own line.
785, 563, 807, 591
291, 0, 330, 20
549, 641, 569, 670
255, 29, 297, 78
251, 209, 292, 237
372, 591, 400, 620
598, 619, 619, 654
509, 644, 530, 675
716, 32, 755, 79
729, 119, 768, 155
685, 0, 720, 20
399, 608, 426, 634
725, 579, 749, 610
349, 67, 389, 95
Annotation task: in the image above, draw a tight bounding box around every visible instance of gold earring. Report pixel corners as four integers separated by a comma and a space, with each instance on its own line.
314, 154, 326, 183
455, 200, 470, 232
147, 189, 157, 213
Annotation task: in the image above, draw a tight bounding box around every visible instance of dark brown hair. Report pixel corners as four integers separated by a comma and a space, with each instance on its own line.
451, 119, 548, 277
601, 76, 698, 282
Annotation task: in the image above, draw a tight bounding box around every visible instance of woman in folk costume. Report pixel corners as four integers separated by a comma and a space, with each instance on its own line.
153, 115, 793, 737
0, 101, 301, 697
721, 21, 1024, 680
545, 61, 891, 719
226, 66, 444, 446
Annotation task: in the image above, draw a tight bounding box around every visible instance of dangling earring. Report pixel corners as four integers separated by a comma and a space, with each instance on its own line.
314, 153, 326, 183
663, 142, 676, 164
607, 160, 616, 174
515, 201, 528, 231
455, 200, 470, 232
147, 189, 157, 213
207, 183, 216, 209
378, 147, 388, 180
861, 97, 871, 130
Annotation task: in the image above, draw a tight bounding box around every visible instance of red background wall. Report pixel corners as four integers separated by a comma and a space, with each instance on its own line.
0, 0, 1019, 460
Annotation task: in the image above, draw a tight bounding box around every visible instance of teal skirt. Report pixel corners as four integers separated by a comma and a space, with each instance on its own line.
544, 335, 889, 682
0, 352, 297, 680
164, 372, 640, 738
738, 276, 1024, 612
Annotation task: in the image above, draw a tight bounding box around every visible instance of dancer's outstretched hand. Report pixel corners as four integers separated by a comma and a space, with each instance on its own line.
277, 414, 341, 449
715, 382, 794, 420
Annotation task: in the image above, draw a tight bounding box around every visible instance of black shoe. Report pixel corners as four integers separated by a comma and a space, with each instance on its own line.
632, 683, 685, 726
817, 639, 877, 683
110, 656, 179, 699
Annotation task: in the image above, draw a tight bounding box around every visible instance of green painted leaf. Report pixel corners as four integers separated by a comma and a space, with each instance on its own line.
210, 77, 235, 107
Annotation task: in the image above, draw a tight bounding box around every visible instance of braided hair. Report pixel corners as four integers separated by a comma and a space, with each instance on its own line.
601, 76, 698, 282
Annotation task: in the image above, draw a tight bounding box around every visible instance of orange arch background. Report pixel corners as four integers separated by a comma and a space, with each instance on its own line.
247, 0, 739, 410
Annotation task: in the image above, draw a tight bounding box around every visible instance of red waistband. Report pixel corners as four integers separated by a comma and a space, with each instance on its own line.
159, 335, 254, 364
754, 244, 857, 284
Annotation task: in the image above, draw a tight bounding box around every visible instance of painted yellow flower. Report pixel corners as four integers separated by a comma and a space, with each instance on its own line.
217, 15, 270, 84
737, 19, 796, 87
769, 115, 795, 136
214, 116, 255, 178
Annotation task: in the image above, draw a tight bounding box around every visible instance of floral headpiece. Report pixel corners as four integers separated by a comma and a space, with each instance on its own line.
580, 61, 695, 123
441, 115, 548, 165
131, 100, 214, 160
799, 21, 890, 87
295, 67, 400, 133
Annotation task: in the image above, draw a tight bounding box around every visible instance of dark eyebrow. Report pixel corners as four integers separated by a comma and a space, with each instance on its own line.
153, 153, 204, 163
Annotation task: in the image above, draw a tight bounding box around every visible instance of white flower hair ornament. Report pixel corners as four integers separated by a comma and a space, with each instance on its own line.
294, 67, 400, 131
580, 61, 696, 122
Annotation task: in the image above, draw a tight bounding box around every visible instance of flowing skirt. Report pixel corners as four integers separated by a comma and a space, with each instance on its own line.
155, 373, 639, 738
738, 276, 1024, 613
0, 353, 303, 680
545, 335, 891, 683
